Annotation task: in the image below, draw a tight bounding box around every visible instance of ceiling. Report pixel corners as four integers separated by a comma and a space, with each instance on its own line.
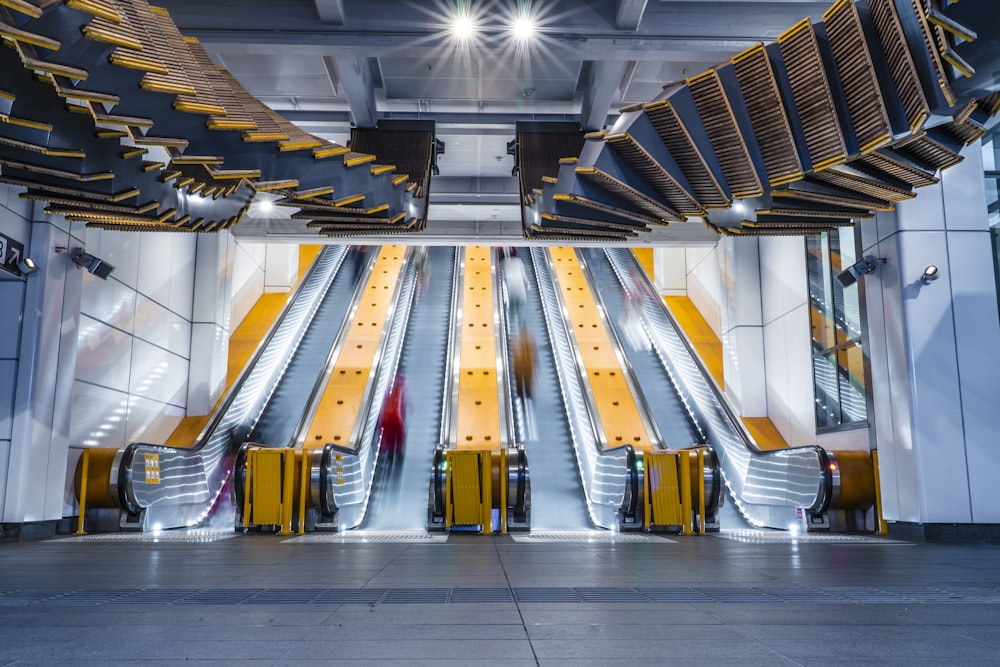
155, 0, 834, 245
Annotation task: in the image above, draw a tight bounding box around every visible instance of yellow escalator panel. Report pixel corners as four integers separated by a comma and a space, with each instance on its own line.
647, 452, 683, 528
449, 451, 483, 526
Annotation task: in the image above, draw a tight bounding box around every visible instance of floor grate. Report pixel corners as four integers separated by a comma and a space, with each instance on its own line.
314, 589, 387, 604
514, 588, 582, 603
448, 588, 514, 603
283, 532, 448, 544
382, 588, 449, 604
5, 586, 1000, 606
510, 531, 674, 543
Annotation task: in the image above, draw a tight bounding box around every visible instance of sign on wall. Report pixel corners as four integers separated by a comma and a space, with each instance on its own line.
0, 232, 26, 277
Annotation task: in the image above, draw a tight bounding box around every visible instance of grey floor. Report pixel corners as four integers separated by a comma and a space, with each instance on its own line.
1, 529, 999, 666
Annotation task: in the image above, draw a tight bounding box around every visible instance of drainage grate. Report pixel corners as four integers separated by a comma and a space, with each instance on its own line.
514, 588, 582, 603
639, 588, 715, 603
314, 589, 386, 604
383, 588, 449, 604
7, 586, 1000, 606
110, 589, 192, 605
714, 530, 904, 544
449, 588, 514, 604
510, 531, 673, 543
755, 587, 839, 603
176, 589, 264, 605
47, 590, 133, 605
577, 587, 646, 603
696, 588, 779, 603
284, 532, 448, 544
246, 589, 322, 604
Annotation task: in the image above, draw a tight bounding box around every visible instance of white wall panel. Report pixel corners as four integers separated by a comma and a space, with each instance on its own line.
168, 233, 197, 318
722, 325, 766, 416
652, 248, 686, 294
192, 233, 234, 326
0, 184, 32, 220
187, 322, 228, 415
134, 294, 191, 359
719, 237, 763, 330
762, 305, 815, 447
75, 315, 132, 393
231, 267, 265, 334
264, 244, 297, 293
126, 394, 184, 445
946, 232, 1000, 522
0, 282, 23, 358
942, 144, 988, 232
816, 428, 868, 451
897, 231, 970, 523
137, 233, 173, 307
685, 245, 721, 336
79, 273, 136, 335
129, 339, 188, 408
760, 236, 807, 325
0, 360, 14, 440
94, 228, 140, 290
69, 382, 129, 447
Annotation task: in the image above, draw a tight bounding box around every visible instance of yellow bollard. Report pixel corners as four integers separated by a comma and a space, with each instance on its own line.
75, 449, 90, 536
243, 452, 253, 530
697, 449, 706, 535
280, 450, 295, 535
297, 450, 309, 534
872, 450, 889, 535
679, 452, 692, 535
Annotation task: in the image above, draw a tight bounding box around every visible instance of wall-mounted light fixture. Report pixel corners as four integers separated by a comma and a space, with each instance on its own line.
17, 257, 39, 276
836, 256, 885, 288
920, 265, 940, 284
71, 249, 115, 280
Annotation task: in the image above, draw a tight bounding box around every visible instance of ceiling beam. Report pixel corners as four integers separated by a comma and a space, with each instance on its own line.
615, 0, 648, 30
325, 56, 377, 128
314, 0, 345, 24
579, 61, 630, 132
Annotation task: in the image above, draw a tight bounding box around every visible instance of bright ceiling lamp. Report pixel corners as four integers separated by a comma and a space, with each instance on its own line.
512, 15, 535, 41
452, 14, 475, 39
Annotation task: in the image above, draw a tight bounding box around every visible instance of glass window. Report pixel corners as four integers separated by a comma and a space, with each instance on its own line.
806, 227, 867, 430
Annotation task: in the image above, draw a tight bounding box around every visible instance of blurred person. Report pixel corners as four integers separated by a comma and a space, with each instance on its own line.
504, 251, 528, 328
379, 374, 407, 462
512, 326, 537, 400
413, 245, 430, 300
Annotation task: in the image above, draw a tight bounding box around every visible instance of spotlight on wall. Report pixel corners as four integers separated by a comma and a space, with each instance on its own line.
71, 250, 115, 280
836, 256, 884, 288
17, 257, 39, 276
920, 265, 940, 284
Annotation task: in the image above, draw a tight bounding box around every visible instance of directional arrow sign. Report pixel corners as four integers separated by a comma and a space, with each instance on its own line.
0, 232, 26, 277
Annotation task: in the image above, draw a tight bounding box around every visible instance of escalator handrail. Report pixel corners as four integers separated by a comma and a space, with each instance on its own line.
443, 247, 464, 449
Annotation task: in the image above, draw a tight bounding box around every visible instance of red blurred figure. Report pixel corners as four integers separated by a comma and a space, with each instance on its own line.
379, 375, 406, 461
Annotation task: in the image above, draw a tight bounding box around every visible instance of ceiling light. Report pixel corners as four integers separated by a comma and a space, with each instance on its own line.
512, 16, 535, 40
452, 15, 475, 39
258, 199, 273, 213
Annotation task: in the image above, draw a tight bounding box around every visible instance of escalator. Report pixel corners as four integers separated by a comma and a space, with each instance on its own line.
248, 248, 374, 447
364, 247, 458, 531
594, 247, 873, 530
578, 248, 705, 451
82, 245, 373, 531
500, 250, 590, 531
